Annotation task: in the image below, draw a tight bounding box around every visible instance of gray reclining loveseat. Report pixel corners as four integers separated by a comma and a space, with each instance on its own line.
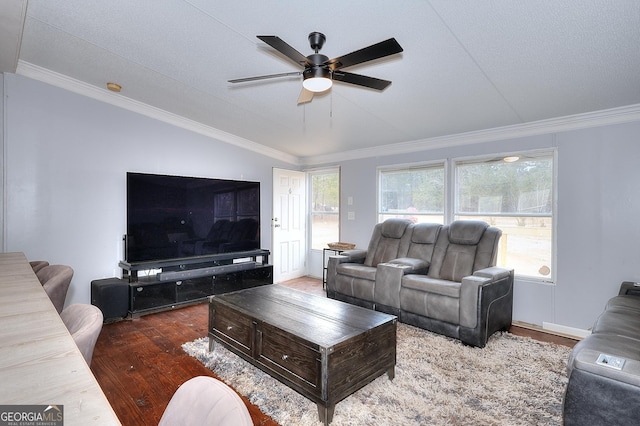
326, 219, 514, 347
563, 282, 640, 425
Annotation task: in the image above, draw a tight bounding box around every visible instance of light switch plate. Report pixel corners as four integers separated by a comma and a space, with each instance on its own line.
348, 211, 355, 220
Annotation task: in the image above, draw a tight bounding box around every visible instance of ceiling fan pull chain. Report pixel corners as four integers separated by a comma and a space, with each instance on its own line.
330, 91, 333, 119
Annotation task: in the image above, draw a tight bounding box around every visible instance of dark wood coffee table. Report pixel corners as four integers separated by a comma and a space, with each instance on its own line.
208, 284, 396, 425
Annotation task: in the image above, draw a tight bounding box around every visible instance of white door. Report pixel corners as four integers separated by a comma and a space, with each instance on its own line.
272, 168, 306, 283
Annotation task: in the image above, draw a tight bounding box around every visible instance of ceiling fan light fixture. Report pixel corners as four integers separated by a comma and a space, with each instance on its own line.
303, 67, 332, 92
303, 77, 332, 92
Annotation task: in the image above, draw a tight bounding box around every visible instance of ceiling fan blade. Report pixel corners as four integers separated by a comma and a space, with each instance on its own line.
257, 36, 312, 67
332, 71, 392, 91
228, 71, 301, 84
325, 38, 403, 71
297, 88, 314, 104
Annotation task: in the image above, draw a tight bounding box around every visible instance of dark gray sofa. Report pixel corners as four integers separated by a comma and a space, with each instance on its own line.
563, 282, 640, 425
326, 219, 514, 347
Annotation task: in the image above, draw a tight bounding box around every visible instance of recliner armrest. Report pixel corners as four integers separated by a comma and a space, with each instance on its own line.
336, 249, 367, 262
374, 262, 409, 309
572, 348, 640, 387
387, 257, 430, 275
460, 267, 514, 330
326, 251, 367, 292
374, 259, 429, 309
619, 281, 640, 297
473, 266, 512, 281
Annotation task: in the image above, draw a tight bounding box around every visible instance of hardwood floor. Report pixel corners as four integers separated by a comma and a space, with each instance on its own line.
91, 277, 577, 425
92, 294, 278, 425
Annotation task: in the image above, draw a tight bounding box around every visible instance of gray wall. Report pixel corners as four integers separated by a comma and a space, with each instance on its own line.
335, 128, 640, 331
4, 73, 640, 333
2, 74, 292, 307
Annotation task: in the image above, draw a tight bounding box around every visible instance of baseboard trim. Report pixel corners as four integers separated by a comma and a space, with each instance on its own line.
542, 322, 591, 340
512, 320, 589, 341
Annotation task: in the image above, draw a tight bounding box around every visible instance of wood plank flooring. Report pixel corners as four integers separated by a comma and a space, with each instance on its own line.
91, 277, 577, 425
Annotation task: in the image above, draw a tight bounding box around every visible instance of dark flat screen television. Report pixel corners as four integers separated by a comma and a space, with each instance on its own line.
125, 172, 260, 263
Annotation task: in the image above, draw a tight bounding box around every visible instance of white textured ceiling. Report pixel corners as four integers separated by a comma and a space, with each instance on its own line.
10, 0, 640, 163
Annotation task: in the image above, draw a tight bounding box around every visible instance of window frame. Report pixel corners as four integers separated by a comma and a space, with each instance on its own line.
308, 167, 341, 251
376, 149, 557, 284
377, 160, 447, 224
452, 149, 557, 283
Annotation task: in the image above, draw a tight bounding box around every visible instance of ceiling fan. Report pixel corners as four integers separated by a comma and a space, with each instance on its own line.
229, 32, 403, 104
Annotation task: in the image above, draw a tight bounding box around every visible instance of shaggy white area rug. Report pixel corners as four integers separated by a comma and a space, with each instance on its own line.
183, 324, 571, 425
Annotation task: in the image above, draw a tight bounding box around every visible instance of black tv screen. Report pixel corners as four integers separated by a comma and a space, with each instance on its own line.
126, 172, 260, 263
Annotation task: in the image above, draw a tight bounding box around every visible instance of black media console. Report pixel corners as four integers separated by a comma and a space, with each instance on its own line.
114, 249, 272, 317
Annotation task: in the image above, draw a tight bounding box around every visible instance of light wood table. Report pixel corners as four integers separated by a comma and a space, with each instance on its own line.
0, 252, 121, 425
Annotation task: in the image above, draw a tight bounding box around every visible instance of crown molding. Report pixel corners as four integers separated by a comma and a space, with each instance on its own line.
15, 61, 640, 168
15, 61, 300, 165
299, 103, 640, 166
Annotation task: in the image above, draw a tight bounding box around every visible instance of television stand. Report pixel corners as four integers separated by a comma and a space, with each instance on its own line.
118, 249, 272, 317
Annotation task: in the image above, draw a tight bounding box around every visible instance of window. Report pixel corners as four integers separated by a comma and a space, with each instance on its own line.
378, 163, 445, 223
454, 152, 554, 280
310, 168, 340, 250
377, 151, 555, 281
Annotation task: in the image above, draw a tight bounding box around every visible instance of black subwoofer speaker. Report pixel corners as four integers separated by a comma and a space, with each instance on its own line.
91, 278, 129, 322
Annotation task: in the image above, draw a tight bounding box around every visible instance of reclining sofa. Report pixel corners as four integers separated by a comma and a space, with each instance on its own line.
563, 282, 640, 425
326, 218, 514, 347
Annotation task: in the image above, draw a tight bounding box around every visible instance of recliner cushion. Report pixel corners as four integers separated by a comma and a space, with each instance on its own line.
439, 244, 477, 282
364, 219, 411, 267
473, 227, 502, 271
591, 308, 640, 340
400, 286, 460, 324
402, 275, 461, 298
405, 223, 441, 262
606, 295, 640, 312
381, 218, 410, 239
411, 223, 441, 243
448, 220, 488, 245
428, 220, 496, 281
335, 263, 377, 281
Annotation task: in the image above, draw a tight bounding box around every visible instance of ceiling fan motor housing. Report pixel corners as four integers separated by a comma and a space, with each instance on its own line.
303, 66, 331, 81
308, 32, 326, 52
304, 53, 331, 80
307, 53, 329, 66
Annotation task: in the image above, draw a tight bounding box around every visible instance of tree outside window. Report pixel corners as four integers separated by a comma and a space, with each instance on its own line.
455, 154, 554, 280
377, 152, 555, 281
378, 165, 445, 224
